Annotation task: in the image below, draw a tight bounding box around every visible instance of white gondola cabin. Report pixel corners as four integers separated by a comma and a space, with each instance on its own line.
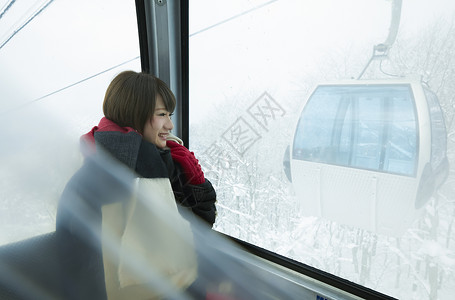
285, 79, 449, 236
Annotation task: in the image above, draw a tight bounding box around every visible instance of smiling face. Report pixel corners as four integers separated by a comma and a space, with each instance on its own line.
142, 95, 174, 148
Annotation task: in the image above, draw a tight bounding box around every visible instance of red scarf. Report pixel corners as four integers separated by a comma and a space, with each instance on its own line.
80, 117, 138, 156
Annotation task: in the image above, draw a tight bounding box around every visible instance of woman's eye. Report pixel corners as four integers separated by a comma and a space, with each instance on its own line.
156, 112, 172, 117
156, 112, 173, 118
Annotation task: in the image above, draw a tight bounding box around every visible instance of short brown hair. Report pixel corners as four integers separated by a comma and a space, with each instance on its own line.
103, 71, 176, 134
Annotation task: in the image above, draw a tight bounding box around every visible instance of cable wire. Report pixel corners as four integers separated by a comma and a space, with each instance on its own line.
0, 56, 140, 117
0, 0, 54, 51
2, 0, 277, 115
0, 0, 16, 20
189, 0, 279, 37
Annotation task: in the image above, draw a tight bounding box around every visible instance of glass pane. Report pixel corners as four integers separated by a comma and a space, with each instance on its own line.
293, 84, 417, 176
0, 0, 140, 245
384, 90, 418, 175
189, 0, 455, 299
424, 89, 448, 169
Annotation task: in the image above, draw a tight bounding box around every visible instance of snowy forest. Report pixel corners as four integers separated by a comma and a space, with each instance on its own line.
189, 3, 455, 300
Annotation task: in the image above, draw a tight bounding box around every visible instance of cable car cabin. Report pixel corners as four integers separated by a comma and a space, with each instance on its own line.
287, 79, 449, 236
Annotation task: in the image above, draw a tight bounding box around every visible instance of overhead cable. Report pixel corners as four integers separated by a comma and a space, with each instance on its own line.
0, 0, 16, 20
0, 56, 140, 116
189, 0, 279, 37
0, 0, 54, 51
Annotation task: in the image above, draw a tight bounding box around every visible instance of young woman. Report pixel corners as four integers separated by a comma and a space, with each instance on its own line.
56, 70, 217, 299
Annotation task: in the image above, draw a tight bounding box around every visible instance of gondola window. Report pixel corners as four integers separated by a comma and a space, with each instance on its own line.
293, 85, 418, 176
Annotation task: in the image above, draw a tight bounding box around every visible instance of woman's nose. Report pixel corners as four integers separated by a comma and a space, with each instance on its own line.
165, 117, 174, 130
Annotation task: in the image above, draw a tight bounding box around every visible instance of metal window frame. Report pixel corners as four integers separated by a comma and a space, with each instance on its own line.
135, 0, 189, 145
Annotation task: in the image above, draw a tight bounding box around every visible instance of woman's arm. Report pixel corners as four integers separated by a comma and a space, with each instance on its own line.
166, 141, 217, 226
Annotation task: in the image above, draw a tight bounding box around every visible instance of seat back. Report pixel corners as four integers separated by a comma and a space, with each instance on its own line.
0, 232, 63, 300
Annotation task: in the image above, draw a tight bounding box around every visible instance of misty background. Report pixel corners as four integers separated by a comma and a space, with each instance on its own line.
0, 0, 454, 299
